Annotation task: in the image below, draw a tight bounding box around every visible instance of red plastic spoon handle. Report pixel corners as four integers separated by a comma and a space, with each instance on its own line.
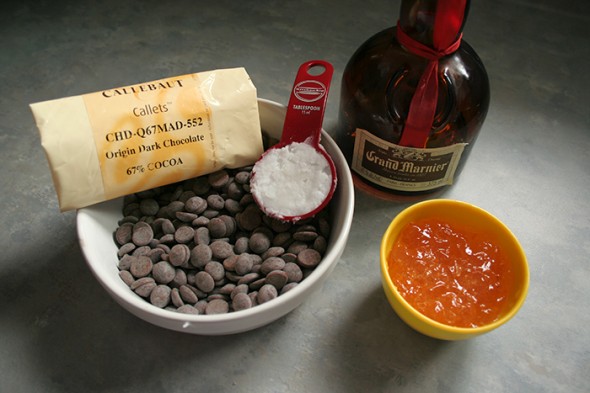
279, 60, 334, 147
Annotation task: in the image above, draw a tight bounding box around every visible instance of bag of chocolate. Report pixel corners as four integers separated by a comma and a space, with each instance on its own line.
30, 68, 263, 211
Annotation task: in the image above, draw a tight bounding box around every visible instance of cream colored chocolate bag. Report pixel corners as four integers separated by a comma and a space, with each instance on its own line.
31, 68, 263, 211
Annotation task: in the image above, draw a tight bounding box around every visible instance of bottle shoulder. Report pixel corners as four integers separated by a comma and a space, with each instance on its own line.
342, 29, 490, 117
344, 27, 488, 82
339, 28, 490, 148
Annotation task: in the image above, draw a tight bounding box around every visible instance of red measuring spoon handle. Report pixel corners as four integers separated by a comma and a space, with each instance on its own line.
280, 60, 334, 147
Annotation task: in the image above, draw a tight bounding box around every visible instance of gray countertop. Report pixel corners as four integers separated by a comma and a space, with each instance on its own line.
1, 0, 588, 392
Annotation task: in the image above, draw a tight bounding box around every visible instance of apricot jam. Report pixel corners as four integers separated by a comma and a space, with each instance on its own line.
388, 218, 513, 328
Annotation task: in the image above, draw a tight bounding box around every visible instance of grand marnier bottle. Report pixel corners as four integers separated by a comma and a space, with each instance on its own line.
336, 0, 490, 198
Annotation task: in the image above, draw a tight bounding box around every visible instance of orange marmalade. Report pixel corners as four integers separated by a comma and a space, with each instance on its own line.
388, 218, 513, 328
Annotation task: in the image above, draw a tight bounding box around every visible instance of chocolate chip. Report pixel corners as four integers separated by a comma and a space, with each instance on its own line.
115, 165, 332, 314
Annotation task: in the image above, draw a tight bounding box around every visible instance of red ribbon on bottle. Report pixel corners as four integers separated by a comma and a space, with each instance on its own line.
396, 0, 467, 148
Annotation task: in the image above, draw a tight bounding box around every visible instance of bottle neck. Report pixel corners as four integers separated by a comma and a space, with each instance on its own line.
395, 0, 470, 148
398, 0, 469, 49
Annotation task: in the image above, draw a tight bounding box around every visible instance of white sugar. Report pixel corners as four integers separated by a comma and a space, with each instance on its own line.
251, 142, 332, 219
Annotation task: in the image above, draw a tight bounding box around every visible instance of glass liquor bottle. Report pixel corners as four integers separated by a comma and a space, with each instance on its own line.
336, 0, 490, 199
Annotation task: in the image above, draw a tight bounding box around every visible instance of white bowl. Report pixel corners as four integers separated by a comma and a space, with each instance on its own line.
77, 98, 354, 335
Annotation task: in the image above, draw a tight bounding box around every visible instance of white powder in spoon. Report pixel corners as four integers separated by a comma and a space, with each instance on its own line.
251, 141, 332, 220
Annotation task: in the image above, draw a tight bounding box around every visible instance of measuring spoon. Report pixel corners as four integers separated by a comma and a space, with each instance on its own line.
251, 60, 336, 222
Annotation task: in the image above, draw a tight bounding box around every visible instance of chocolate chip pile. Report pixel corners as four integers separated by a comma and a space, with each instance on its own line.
114, 166, 331, 315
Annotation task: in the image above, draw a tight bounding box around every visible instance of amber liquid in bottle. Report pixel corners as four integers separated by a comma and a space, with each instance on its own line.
336, 0, 490, 200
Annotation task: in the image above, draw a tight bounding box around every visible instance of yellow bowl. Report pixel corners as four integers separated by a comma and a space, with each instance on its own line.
380, 199, 529, 340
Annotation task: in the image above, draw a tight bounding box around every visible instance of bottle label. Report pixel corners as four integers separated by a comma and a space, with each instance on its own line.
351, 128, 466, 192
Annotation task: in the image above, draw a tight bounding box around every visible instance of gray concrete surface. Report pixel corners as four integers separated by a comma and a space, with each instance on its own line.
1, 0, 588, 392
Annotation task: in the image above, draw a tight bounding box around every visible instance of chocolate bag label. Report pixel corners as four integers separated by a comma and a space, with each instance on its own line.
31, 68, 263, 211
